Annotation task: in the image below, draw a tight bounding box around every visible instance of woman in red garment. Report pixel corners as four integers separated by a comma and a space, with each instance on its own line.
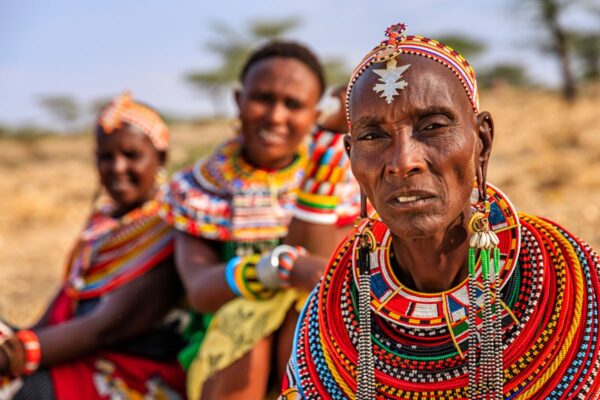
0, 92, 185, 399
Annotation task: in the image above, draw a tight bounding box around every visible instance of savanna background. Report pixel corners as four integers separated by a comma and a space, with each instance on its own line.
1, 0, 599, 328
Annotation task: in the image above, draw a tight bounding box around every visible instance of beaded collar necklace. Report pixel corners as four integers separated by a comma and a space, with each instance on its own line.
193, 137, 307, 197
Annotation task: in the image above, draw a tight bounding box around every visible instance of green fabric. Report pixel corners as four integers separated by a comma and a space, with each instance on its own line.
176, 239, 280, 370
178, 312, 213, 370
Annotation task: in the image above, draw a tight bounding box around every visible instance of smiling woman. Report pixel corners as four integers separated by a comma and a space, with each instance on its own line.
0, 92, 186, 399
280, 23, 600, 399
236, 56, 322, 170
96, 124, 165, 216
158, 41, 329, 400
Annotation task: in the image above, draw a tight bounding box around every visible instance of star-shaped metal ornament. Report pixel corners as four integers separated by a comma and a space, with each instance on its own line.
372, 59, 411, 104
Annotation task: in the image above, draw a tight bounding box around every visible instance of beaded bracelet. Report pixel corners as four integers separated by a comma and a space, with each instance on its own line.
275, 245, 308, 286
225, 256, 242, 297
224, 254, 275, 301
16, 330, 41, 375
0, 330, 41, 377
0, 336, 25, 376
256, 245, 308, 289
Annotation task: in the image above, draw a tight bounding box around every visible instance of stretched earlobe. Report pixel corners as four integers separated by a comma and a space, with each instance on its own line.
476, 163, 487, 203
475, 112, 494, 202
477, 112, 494, 161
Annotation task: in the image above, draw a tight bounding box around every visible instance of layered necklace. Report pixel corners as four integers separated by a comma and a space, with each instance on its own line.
159, 138, 307, 253
284, 185, 600, 398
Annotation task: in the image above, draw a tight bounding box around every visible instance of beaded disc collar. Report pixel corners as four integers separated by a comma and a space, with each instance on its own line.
351, 183, 520, 357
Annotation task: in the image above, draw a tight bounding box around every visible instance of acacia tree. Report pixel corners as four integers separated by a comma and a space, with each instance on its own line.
438, 34, 531, 88
186, 17, 301, 116
186, 17, 349, 116
572, 32, 600, 82
38, 95, 81, 134
436, 35, 486, 60
517, 0, 583, 100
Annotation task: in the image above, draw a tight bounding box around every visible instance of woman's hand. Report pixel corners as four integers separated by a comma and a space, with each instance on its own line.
288, 254, 328, 293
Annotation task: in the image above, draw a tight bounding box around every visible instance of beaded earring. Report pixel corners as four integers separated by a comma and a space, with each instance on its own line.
467, 182, 503, 399
155, 167, 168, 187
356, 190, 376, 399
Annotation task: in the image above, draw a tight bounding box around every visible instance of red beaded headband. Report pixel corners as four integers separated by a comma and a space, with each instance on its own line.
346, 23, 479, 128
97, 92, 169, 151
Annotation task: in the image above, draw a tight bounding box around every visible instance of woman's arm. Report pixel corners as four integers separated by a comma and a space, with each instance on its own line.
285, 218, 350, 259
174, 231, 237, 313
285, 218, 350, 291
0, 258, 181, 374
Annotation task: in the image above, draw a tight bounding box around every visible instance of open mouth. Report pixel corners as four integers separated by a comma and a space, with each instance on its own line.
387, 192, 437, 209
107, 178, 133, 192
258, 129, 287, 145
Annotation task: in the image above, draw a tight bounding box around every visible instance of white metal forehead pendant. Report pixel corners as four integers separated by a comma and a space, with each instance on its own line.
372, 59, 411, 104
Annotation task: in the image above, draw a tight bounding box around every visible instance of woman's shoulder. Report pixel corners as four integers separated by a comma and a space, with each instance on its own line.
157, 163, 232, 241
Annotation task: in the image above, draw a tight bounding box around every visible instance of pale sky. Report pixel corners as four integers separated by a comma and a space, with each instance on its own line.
0, 0, 596, 128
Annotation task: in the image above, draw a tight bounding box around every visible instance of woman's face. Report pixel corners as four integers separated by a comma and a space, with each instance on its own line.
95, 124, 163, 212
236, 57, 321, 170
348, 55, 489, 239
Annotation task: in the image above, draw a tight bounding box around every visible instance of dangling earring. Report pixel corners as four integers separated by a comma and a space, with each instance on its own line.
356, 189, 375, 399
155, 167, 167, 187
467, 176, 503, 399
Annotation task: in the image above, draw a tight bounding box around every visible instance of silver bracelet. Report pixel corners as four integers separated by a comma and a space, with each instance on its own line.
256, 244, 298, 289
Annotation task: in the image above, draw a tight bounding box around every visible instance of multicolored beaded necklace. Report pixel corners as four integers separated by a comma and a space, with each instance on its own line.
159, 137, 307, 254
281, 185, 600, 399
65, 198, 174, 299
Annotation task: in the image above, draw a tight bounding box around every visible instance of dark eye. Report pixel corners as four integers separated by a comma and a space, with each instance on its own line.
418, 115, 452, 133
284, 98, 303, 110
357, 130, 386, 141
424, 123, 443, 131
123, 150, 142, 160
250, 93, 274, 104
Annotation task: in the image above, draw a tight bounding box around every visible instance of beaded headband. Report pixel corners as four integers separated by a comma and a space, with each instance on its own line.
346, 23, 479, 127
97, 92, 169, 151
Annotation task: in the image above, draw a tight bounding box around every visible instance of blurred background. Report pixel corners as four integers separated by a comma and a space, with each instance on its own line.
1, 0, 599, 325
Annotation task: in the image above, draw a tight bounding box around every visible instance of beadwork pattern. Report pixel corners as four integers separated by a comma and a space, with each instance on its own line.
98, 92, 169, 151
65, 198, 174, 299
158, 137, 307, 243
281, 185, 600, 399
293, 128, 361, 227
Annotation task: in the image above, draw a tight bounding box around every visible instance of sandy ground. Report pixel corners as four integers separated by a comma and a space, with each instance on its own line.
1, 87, 599, 327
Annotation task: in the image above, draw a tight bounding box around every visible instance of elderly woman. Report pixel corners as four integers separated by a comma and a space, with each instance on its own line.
280, 24, 600, 399
0, 93, 185, 399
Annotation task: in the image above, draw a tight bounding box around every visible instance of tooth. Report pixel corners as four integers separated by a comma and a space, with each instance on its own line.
398, 196, 418, 202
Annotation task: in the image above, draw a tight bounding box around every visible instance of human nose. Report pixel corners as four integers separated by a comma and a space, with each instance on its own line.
111, 154, 128, 174
266, 101, 288, 125
384, 131, 426, 177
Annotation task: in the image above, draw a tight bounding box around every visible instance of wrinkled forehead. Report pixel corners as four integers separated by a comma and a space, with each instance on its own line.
348, 54, 472, 127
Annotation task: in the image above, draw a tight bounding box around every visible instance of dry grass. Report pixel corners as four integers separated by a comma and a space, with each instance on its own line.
1, 88, 599, 326
0, 121, 231, 326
